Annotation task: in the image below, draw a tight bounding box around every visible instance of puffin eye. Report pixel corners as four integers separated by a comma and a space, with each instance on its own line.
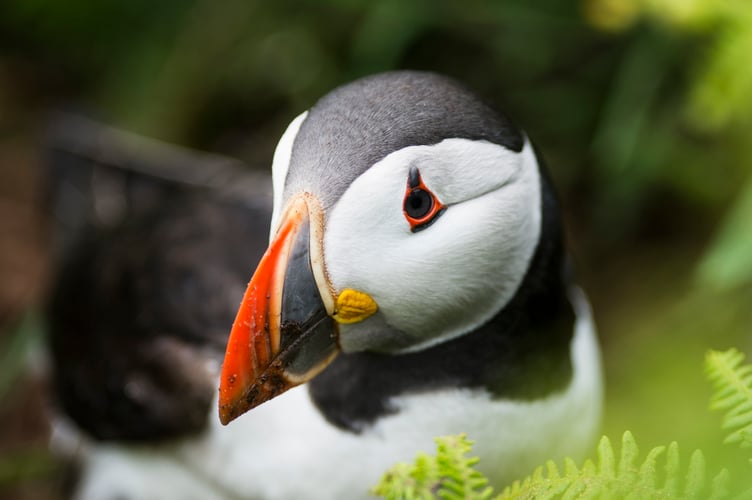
403, 167, 446, 233
404, 189, 433, 219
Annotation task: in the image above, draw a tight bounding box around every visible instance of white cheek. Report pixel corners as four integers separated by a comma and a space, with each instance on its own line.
270, 111, 308, 241
325, 140, 541, 349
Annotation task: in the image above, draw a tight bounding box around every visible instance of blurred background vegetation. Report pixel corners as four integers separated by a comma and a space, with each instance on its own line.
0, 0, 750, 498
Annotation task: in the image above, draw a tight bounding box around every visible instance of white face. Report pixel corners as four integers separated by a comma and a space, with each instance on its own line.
271, 117, 542, 353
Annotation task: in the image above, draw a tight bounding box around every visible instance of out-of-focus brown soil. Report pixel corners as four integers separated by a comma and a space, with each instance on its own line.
0, 122, 65, 498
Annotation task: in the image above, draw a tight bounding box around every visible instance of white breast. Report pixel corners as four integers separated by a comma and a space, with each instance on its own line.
70, 288, 601, 500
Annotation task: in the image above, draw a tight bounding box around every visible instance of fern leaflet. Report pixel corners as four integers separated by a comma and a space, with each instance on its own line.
706, 348, 752, 449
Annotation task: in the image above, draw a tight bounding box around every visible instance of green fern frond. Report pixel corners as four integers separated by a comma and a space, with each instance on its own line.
374, 431, 728, 500
498, 431, 728, 500
434, 435, 493, 500
372, 434, 492, 500
706, 348, 752, 449
372, 454, 436, 500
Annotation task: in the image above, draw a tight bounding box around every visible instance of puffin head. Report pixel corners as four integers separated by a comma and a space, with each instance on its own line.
218, 71, 548, 425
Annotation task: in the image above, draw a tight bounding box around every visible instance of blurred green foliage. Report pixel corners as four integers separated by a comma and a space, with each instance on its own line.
2, 0, 750, 256
586, 0, 752, 287
0, 313, 42, 401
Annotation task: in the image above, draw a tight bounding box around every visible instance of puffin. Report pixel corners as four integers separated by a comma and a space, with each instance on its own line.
58, 72, 602, 500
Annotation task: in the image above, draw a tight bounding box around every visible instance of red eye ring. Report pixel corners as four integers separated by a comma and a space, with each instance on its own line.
403, 167, 446, 233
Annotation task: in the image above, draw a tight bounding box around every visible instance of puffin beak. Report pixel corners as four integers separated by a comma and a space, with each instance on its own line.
218, 193, 377, 425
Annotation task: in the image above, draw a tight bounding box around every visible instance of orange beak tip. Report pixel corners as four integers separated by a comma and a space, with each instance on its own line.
218, 406, 233, 426
218, 397, 246, 426
218, 365, 297, 425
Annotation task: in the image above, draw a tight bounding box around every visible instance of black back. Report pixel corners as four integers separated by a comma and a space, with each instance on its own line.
45, 116, 271, 441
